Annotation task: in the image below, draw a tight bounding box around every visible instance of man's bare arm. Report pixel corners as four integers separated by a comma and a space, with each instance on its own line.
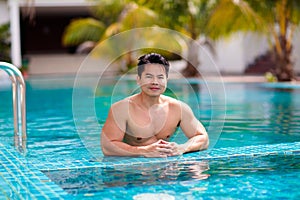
173, 102, 209, 154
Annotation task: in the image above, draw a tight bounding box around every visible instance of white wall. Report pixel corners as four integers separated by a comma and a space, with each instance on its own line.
200, 33, 247, 74
242, 32, 269, 68
216, 33, 245, 74
199, 31, 300, 75
293, 28, 300, 73
0, 0, 9, 25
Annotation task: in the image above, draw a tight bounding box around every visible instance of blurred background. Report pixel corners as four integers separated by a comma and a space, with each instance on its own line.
0, 0, 300, 81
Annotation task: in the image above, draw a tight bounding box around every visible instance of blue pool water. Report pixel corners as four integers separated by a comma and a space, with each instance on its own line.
0, 76, 300, 199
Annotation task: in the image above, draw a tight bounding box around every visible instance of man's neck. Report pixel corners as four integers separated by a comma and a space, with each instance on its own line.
139, 93, 161, 109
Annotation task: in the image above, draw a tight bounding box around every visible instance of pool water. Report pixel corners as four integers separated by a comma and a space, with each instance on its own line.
44, 154, 300, 199
0, 76, 300, 199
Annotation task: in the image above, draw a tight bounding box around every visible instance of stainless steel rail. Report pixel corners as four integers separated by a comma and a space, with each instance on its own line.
0, 62, 26, 153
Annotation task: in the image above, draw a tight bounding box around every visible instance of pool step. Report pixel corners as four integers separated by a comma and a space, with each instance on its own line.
31, 142, 300, 171
0, 143, 68, 199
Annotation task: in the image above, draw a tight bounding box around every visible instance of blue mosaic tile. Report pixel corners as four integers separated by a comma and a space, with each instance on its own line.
1, 141, 300, 199
0, 143, 68, 200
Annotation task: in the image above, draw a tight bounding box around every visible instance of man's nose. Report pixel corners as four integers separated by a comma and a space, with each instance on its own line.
151, 77, 159, 84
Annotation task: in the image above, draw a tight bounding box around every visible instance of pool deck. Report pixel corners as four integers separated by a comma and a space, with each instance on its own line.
1, 141, 299, 199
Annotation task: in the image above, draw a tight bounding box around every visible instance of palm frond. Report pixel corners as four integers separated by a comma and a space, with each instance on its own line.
103, 22, 123, 38
207, 0, 265, 40
288, 0, 300, 24
120, 5, 159, 29
62, 18, 105, 46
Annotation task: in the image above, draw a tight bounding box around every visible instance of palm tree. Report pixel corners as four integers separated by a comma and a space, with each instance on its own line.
62, 0, 125, 48
207, 0, 300, 81
138, 0, 216, 77
63, 0, 182, 72
63, 0, 217, 75
101, 1, 160, 70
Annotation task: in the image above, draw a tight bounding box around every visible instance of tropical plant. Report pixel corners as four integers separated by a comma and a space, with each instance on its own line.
63, 0, 176, 72
0, 23, 11, 62
63, 0, 213, 74
207, 0, 300, 81
100, 1, 161, 70
137, 0, 217, 77
62, 18, 106, 47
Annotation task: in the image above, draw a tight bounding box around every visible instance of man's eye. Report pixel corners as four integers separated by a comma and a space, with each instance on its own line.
146, 75, 152, 78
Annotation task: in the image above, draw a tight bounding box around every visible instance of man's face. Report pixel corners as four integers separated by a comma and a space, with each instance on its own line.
137, 64, 167, 97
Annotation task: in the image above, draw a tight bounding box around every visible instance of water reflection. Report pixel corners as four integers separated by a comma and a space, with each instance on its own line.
44, 160, 209, 194
267, 88, 299, 136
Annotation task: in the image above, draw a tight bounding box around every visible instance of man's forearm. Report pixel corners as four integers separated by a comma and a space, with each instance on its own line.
102, 140, 146, 157
181, 134, 209, 153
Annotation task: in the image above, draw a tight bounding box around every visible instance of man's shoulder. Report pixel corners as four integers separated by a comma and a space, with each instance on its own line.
161, 95, 182, 105
162, 95, 192, 111
111, 97, 130, 109
111, 94, 140, 110
109, 98, 131, 120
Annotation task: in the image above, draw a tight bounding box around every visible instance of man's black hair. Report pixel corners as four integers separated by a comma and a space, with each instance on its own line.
137, 53, 170, 77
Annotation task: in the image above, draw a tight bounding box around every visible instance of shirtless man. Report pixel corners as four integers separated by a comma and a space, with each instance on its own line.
101, 53, 208, 157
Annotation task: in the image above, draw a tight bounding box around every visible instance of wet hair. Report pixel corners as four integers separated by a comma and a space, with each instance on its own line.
137, 53, 170, 78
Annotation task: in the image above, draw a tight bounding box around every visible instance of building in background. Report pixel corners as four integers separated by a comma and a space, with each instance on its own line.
1, 0, 92, 74
0, 0, 300, 75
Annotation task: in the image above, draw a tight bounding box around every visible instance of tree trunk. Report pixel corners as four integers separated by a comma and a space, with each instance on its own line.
182, 39, 200, 77
273, 37, 295, 82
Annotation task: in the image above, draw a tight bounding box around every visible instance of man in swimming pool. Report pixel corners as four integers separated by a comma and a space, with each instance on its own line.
101, 53, 208, 157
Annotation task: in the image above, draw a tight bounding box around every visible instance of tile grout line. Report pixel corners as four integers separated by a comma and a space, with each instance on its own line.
0, 170, 23, 200
36, 142, 300, 171
1, 152, 39, 200
0, 145, 67, 199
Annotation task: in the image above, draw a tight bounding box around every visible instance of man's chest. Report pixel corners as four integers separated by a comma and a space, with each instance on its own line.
126, 107, 179, 138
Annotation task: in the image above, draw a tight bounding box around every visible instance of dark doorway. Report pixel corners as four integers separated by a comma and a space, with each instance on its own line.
20, 6, 91, 55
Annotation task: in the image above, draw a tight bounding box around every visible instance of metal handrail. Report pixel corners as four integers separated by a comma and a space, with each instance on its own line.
0, 62, 26, 153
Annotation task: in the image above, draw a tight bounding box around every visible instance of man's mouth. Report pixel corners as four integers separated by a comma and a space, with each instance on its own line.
149, 87, 160, 90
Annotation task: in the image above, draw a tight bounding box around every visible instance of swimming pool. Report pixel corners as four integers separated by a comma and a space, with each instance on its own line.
0, 75, 299, 199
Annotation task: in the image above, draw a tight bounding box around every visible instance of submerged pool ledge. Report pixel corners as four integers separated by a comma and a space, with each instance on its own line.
31, 142, 300, 172
1, 141, 299, 199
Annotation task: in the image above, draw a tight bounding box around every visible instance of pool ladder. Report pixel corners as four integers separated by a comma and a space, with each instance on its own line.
0, 62, 27, 153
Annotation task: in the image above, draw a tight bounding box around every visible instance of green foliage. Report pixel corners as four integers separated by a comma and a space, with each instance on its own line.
137, 0, 215, 39
0, 23, 11, 62
120, 5, 159, 29
205, 0, 300, 81
207, 0, 265, 40
62, 18, 105, 46
265, 72, 278, 82
89, 0, 127, 26
102, 2, 159, 38
207, 0, 300, 40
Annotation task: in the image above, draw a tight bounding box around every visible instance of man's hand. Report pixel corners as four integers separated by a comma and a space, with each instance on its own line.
140, 140, 184, 157
168, 143, 186, 156
139, 139, 171, 157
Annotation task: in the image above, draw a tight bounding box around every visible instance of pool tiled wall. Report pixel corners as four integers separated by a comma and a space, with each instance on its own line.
1, 141, 299, 199
0, 143, 68, 199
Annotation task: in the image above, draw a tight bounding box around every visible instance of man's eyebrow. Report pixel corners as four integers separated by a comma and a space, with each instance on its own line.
144, 73, 165, 77
145, 73, 153, 76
